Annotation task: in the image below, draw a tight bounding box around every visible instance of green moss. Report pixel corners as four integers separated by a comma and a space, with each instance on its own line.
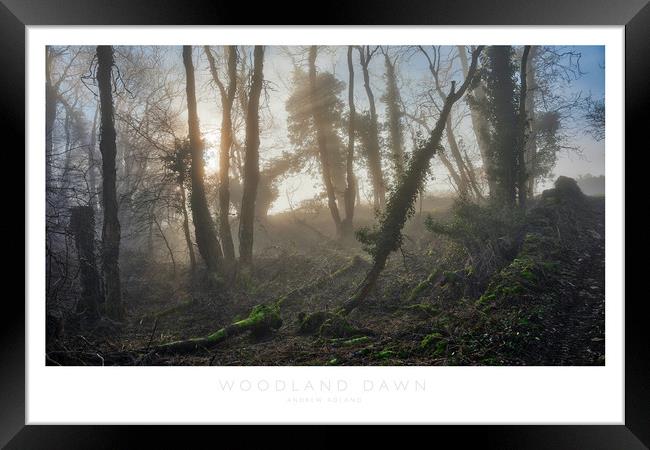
342, 336, 371, 346
420, 332, 443, 349
319, 316, 356, 338
520, 269, 535, 281
433, 340, 447, 356
298, 311, 337, 335
404, 269, 442, 303
155, 303, 282, 352
376, 350, 396, 359
205, 328, 226, 342
403, 303, 440, 318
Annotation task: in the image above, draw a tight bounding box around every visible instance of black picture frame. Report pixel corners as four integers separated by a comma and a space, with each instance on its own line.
5, 0, 647, 447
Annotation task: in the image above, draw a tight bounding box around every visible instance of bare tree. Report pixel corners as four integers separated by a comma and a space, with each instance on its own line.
205, 46, 237, 263
357, 45, 386, 209
381, 47, 405, 179
96, 45, 123, 320
341, 46, 357, 238
524, 46, 538, 196
182, 45, 223, 274
418, 45, 483, 201
238, 46, 265, 266
518, 46, 532, 208
458, 45, 494, 196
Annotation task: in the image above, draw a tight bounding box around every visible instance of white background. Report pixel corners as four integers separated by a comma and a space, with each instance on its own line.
26, 26, 624, 424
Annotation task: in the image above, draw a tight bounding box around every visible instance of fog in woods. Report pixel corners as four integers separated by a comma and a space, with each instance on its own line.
45, 45, 606, 366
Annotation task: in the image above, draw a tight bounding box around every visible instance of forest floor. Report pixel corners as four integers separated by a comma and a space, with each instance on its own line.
46, 184, 605, 366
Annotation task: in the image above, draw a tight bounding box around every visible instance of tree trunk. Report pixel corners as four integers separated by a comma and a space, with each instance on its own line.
179, 184, 196, 271
341, 46, 357, 239
70, 206, 101, 319
238, 46, 264, 266
486, 45, 519, 208
87, 105, 100, 212
518, 46, 532, 209
358, 46, 386, 209
45, 49, 57, 193
182, 45, 223, 274
383, 53, 405, 179
524, 46, 538, 197
153, 214, 176, 276
458, 45, 495, 196
205, 46, 237, 263
308, 46, 343, 237
444, 117, 483, 200
96, 45, 123, 320
444, 116, 470, 198
341, 47, 484, 314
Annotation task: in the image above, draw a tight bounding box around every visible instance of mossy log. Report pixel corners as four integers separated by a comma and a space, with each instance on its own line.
151, 304, 282, 353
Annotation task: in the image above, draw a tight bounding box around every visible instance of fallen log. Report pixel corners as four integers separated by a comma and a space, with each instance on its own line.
151, 304, 282, 353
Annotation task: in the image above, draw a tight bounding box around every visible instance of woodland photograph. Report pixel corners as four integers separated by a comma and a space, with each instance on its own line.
44, 44, 606, 366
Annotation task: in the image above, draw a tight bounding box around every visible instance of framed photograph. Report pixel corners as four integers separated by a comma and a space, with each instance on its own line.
7, 0, 647, 446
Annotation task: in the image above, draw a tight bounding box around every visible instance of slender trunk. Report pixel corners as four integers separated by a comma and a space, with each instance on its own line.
444, 117, 484, 200
96, 45, 123, 320
444, 117, 470, 198
458, 45, 495, 196
438, 147, 463, 192
524, 46, 538, 197
308, 46, 343, 237
45, 50, 56, 193
358, 46, 386, 209
205, 46, 237, 262
70, 206, 101, 320
342, 47, 484, 314
238, 46, 264, 266
179, 184, 196, 271
341, 46, 357, 238
153, 215, 176, 276
182, 45, 223, 274
518, 46, 531, 209
60, 109, 73, 206
88, 105, 100, 211
383, 53, 405, 179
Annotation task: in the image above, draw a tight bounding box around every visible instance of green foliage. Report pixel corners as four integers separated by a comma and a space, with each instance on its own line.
426, 200, 524, 263
355, 140, 433, 260
161, 137, 192, 188
420, 332, 443, 350
376, 349, 396, 360
285, 69, 347, 190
